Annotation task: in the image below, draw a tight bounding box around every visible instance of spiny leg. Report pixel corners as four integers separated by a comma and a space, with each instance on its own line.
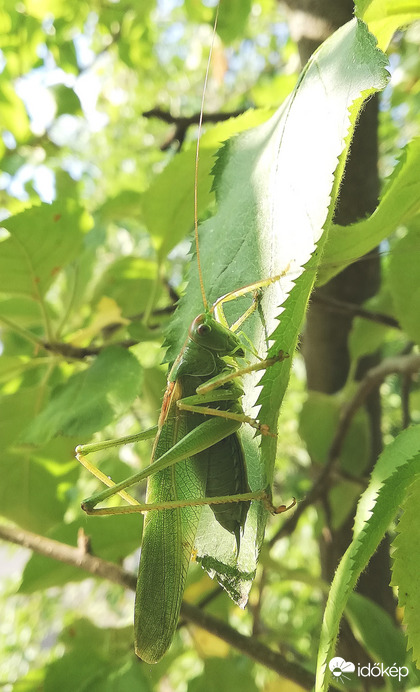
78, 413, 295, 516
176, 352, 289, 437
177, 401, 276, 437
76, 425, 158, 508
77, 450, 140, 507
81, 489, 297, 517
196, 350, 289, 395
80, 415, 243, 513
212, 264, 292, 329
230, 289, 262, 333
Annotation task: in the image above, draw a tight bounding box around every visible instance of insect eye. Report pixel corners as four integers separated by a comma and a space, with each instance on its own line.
197, 323, 210, 336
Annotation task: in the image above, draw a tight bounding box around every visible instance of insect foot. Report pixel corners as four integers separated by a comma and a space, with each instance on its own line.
266, 350, 289, 367
261, 493, 297, 515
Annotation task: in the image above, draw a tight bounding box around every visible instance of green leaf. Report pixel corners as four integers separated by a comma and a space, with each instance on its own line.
142, 109, 272, 261
0, 296, 42, 326
189, 658, 258, 692
22, 346, 143, 444
299, 392, 370, 530
184, 0, 213, 23
96, 189, 143, 223
0, 355, 31, 383
19, 513, 142, 592
0, 76, 30, 141
316, 426, 420, 692
43, 620, 150, 692
0, 447, 76, 532
0, 387, 42, 450
388, 223, 420, 345
299, 392, 370, 476
217, 0, 252, 43
60, 618, 133, 656
347, 592, 407, 670
356, 0, 420, 50
92, 256, 160, 317
49, 38, 79, 74
319, 137, 420, 286
45, 651, 113, 692
0, 199, 92, 299
167, 19, 389, 605
89, 660, 152, 692
391, 473, 420, 665
51, 84, 82, 116
9, 667, 45, 692
349, 291, 397, 362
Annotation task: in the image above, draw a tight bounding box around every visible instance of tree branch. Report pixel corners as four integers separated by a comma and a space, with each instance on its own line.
41, 339, 139, 359
311, 293, 400, 330
270, 352, 420, 545
0, 522, 314, 688
143, 107, 244, 126
328, 352, 420, 463
143, 108, 244, 150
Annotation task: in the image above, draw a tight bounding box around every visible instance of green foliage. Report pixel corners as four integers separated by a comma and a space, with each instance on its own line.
20, 514, 142, 592
392, 474, 420, 666
319, 137, 420, 285
0, 200, 90, 297
316, 426, 420, 691
299, 392, 370, 475
1, 0, 420, 689
347, 593, 407, 672
389, 223, 420, 344
167, 18, 388, 606
23, 347, 143, 443
357, 0, 420, 50
143, 110, 270, 260
43, 619, 150, 692
189, 658, 258, 692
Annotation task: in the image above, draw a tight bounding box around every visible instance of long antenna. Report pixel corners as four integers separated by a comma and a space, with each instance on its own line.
194, 1, 221, 311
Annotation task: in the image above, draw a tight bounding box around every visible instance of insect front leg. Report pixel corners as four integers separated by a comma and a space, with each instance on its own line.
177, 385, 274, 436
179, 353, 289, 437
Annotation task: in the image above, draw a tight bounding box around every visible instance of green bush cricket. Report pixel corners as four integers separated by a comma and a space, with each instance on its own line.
77, 286, 293, 663
77, 2, 296, 664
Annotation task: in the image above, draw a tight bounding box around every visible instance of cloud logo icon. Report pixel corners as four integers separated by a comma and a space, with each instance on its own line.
329, 657, 356, 678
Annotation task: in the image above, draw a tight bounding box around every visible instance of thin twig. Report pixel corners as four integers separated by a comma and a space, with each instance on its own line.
0, 523, 136, 590
270, 352, 420, 545
143, 108, 244, 150
328, 353, 420, 462
0, 522, 314, 688
41, 339, 138, 359
143, 108, 244, 126
251, 566, 267, 637
311, 293, 400, 330
401, 372, 412, 429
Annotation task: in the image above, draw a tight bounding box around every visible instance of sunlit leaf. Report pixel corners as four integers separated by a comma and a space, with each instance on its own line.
0, 200, 92, 299
22, 347, 142, 444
